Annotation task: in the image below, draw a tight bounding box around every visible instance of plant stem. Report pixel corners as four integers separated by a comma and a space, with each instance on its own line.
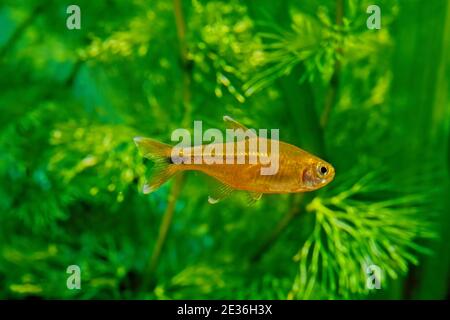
173, 0, 193, 127
251, 0, 344, 262
144, 174, 185, 284
251, 194, 304, 262
173, 0, 188, 64
0, 3, 47, 59
143, 0, 191, 290
320, 0, 344, 128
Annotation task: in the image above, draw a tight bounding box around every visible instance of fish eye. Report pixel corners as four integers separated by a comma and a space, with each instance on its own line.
317, 164, 328, 176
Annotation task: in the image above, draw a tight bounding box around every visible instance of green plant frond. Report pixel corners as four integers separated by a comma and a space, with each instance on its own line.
289, 171, 439, 299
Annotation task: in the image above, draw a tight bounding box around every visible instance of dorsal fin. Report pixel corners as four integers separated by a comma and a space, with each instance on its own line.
223, 116, 257, 138
223, 115, 250, 131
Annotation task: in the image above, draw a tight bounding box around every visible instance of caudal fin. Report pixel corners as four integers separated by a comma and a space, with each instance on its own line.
134, 137, 177, 194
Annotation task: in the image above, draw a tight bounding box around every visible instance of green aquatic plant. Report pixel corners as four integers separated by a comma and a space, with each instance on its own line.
289, 172, 438, 299
244, 3, 394, 96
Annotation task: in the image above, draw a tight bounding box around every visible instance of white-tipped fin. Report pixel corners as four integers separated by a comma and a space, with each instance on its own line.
207, 180, 235, 205
223, 116, 255, 133
208, 196, 220, 204
246, 191, 263, 206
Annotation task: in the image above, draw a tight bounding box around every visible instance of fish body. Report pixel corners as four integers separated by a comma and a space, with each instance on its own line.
134, 117, 335, 202
178, 138, 334, 193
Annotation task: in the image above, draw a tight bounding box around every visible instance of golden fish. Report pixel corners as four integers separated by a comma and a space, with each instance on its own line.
134, 116, 335, 203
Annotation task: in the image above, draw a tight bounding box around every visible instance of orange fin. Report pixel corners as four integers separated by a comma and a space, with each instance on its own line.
208, 181, 235, 204
245, 191, 263, 206
223, 115, 257, 138
134, 137, 177, 194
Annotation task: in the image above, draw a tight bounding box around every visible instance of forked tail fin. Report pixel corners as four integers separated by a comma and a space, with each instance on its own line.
133, 137, 178, 194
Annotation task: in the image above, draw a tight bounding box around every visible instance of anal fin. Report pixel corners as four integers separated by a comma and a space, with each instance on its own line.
245, 191, 263, 206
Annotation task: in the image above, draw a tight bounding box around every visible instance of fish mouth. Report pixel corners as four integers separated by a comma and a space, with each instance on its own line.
326, 166, 336, 183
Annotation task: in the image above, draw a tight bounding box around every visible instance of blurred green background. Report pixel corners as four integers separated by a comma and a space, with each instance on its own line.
0, 0, 448, 299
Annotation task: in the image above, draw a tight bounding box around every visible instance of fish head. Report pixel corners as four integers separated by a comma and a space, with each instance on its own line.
300, 158, 335, 191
